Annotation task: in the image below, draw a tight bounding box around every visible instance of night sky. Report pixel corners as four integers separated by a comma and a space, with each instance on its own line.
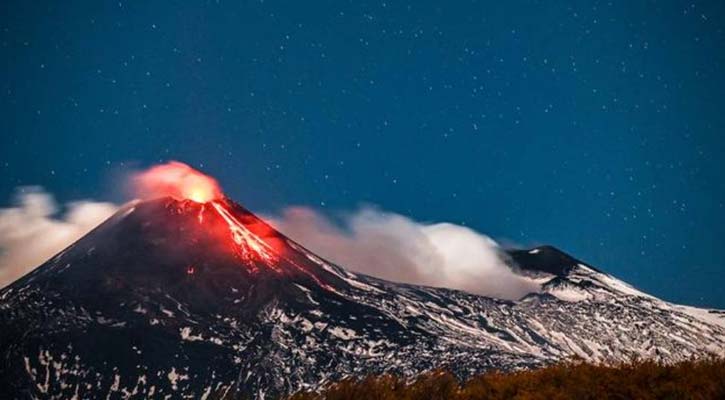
1, 1, 724, 307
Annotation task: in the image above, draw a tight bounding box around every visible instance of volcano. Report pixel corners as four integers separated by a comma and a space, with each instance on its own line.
1, 195, 725, 399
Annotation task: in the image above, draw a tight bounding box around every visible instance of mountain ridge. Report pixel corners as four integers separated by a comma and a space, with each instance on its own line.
1, 197, 723, 399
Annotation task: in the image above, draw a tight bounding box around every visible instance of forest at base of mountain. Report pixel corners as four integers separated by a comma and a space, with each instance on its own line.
284, 358, 725, 400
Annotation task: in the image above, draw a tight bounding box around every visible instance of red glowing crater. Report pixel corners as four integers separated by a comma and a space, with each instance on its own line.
133, 162, 329, 281
134, 161, 280, 264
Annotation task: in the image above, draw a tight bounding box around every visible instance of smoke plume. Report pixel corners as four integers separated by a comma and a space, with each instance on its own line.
268, 206, 539, 299
131, 161, 223, 203
0, 187, 118, 288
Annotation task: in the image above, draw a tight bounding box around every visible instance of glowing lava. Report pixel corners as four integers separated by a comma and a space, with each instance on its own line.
130, 162, 334, 287
211, 201, 279, 266
133, 161, 223, 203
133, 161, 279, 265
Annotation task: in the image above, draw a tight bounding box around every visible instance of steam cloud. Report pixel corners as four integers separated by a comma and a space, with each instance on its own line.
0, 188, 118, 288
131, 161, 223, 202
0, 185, 537, 299
269, 206, 539, 300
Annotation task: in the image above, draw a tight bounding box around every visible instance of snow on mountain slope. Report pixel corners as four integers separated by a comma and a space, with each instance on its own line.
0, 198, 723, 399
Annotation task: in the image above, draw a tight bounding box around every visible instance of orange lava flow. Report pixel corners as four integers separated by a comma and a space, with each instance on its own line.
198, 204, 205, 224
211, 201, 279, 266
202, 201, 334, 290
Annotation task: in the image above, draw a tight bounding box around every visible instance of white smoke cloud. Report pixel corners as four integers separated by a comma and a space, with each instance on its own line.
0, 187, 118, 288
268, 206, 539, 300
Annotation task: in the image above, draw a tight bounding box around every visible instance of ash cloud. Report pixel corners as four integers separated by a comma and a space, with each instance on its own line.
0, 187, 118, 288
268, 206, 539, 300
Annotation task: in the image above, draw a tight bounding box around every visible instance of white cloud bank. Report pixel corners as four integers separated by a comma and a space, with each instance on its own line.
269, 206, 539, 300
0, 187, 537, 299
0, 187, 118, 288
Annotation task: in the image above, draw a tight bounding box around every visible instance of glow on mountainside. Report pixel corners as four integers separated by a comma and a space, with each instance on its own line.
132, 162, 333, 287
210, 201, 279, 266
133, 162, 279, 264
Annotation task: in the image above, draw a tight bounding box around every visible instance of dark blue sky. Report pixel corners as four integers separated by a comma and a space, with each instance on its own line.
2, 1, 724, 307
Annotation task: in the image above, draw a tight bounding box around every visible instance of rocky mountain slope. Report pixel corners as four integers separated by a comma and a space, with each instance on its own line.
1, 197, 723, 399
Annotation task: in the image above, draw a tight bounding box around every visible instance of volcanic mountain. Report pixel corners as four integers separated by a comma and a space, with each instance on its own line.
1, 196, 724, 399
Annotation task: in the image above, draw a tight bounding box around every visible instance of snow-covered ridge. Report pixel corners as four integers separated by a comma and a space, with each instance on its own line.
1, 199, 723, 399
